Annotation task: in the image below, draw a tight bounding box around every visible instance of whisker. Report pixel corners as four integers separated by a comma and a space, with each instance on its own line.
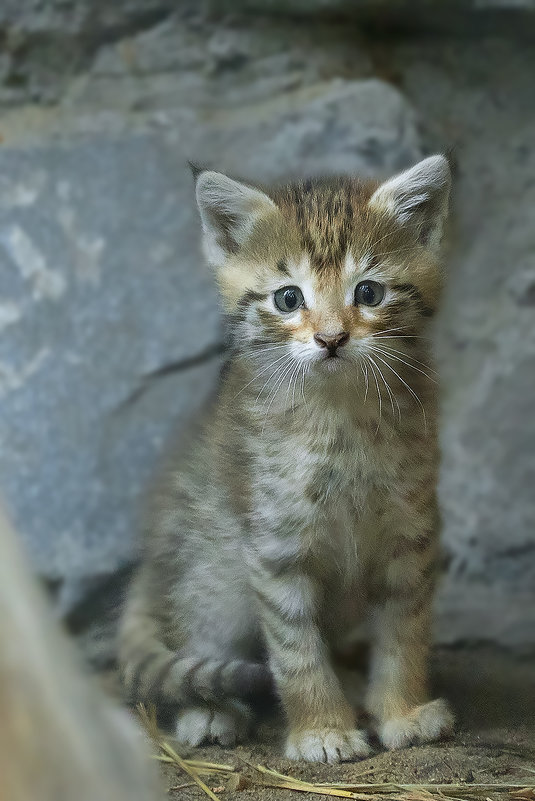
371, 326, 431, 344
367, 353, 400, 422
373, 334, 430, 342
249, 343, 289, 352
300, 364, 309, 411
372, 326, 411, 336
253, 354, 293, 404
233, 351, 290, 400
367, 350, 427, 433
293, 362, 307, 412
291, 364, 300, 412
370, 343, 438, 374
365, 355, 382, 436
261, 358, 296, 423
362, 359, 369, 404
286, 361, 301, 413
247, 344, 290, 359
368, 345, 438, 384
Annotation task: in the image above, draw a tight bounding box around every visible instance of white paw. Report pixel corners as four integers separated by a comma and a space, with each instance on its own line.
174, 702, 250, 747
380, 698, 454, 750
285, 728, 370, 764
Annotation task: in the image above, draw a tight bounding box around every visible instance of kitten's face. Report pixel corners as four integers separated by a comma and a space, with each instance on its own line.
195, 157, 450, 388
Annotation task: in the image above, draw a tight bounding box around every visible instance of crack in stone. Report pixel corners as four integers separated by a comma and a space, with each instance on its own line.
112, 340, 226, 414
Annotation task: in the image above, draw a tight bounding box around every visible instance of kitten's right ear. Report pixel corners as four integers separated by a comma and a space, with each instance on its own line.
195, 170, 277, 268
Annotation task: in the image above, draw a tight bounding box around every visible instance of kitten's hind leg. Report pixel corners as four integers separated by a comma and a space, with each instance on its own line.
174, 699, 252, 747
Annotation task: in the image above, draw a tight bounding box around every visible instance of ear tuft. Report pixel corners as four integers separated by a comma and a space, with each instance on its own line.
369, 155, 451, 254
188, 160, 205, 180
195, 171, 277, 267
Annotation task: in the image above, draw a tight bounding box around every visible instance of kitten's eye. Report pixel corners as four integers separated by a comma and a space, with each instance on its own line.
354, 281, 385, 307
274, 286, 304, 313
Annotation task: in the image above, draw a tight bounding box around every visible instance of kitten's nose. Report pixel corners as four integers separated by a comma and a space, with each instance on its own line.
314, 331, 350, 353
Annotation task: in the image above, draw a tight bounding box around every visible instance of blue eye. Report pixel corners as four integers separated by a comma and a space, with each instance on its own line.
354, 281, 385, 307
274, 286, 304, 313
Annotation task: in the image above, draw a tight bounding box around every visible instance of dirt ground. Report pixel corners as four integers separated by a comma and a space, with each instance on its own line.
141, 646, 535, 800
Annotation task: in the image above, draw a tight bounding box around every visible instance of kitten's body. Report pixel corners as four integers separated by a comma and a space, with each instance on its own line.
120, 157, 453, 762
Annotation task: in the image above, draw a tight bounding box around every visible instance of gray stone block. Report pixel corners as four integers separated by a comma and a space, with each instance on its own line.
0, 136, 222, 581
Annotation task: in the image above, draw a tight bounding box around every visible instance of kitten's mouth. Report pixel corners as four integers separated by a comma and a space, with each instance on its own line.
319, 352, 345, 371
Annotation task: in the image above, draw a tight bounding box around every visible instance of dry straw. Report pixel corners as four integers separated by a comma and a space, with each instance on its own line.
137, 705, 535, 801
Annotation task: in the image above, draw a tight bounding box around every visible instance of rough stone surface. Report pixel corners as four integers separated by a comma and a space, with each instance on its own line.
209, 0, 535, 26
0, 137, 223, 579
0, 9, 533, 656
390, 38, 535, 650
212, 0, 535, 9
0, 1, 189, 105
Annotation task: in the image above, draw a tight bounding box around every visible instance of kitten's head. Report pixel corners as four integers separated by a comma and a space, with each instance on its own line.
194, 156, 450, 388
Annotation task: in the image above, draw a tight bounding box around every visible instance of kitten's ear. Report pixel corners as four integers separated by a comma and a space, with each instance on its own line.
195, 170, 277, 267
369, 155, 451, 254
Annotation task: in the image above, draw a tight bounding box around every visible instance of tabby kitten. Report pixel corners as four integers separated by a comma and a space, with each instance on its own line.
119, 155, 454, 763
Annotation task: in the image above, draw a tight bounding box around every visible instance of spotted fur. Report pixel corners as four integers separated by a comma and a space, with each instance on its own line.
119, 156, 454, 762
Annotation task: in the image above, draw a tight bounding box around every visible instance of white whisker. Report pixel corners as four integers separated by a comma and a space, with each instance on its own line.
300, 364, 309, 411
261, 358, 296, 425
286, 361, 301, 413
365, 355, 382, 436
367, 353, 400, 422
249, 344, 289, 354
233, 351, 290, 400
362, 359, 369, 404
370, 343, 437, 374
372, 326, 411, 336
368, 344, 437, 384
367, 350, 427, 433
253, 354, 293, 405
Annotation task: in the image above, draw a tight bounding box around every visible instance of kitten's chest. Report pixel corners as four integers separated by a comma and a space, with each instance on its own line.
301, 417, 401, 508
256, 410, 402, 517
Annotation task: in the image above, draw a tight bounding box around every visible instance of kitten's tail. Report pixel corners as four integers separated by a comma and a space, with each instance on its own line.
119, 580, 272, 706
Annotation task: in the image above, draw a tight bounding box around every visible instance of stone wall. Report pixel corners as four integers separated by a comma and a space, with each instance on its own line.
0, 2, 533, 662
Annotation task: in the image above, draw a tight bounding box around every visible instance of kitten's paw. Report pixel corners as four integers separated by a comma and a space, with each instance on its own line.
285, 728, 370, 764
380, 699, 454, 750
174, 701, 250, 747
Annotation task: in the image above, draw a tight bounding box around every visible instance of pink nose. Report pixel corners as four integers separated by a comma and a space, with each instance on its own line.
313, 331, 350, 352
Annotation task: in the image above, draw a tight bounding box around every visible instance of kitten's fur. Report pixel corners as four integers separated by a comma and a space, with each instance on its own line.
119, 155, 454, 763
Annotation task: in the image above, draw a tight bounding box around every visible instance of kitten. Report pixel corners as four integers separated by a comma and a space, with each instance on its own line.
119, 155, 454, 763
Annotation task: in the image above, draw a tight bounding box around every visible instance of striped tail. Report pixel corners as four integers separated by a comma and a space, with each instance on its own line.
119, 586, 272, 706
122, 648, 272, 706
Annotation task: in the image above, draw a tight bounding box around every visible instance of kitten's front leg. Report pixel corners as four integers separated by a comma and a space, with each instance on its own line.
249, 538, 369, 763
365, 512, 453, 750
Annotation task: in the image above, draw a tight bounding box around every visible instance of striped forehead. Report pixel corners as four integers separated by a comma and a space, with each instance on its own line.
276, 179, 370, 276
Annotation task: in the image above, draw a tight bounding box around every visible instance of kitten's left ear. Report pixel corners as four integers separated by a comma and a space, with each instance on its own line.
195, 170, 277, 268
369, 155, 451, 254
